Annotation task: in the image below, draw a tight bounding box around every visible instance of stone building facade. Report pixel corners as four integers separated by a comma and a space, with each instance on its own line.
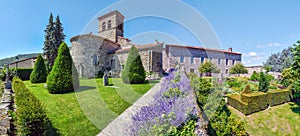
70, 10, 242, 78
9, 57, 36, 69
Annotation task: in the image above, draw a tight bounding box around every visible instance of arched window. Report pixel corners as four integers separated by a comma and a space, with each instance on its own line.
108, 20, 112, 29
102, 22, 106, 31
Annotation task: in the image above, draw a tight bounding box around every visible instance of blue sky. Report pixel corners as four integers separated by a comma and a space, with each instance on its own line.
0, 0, 299, 66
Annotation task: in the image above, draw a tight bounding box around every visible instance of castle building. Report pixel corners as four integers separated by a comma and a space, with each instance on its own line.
70, 10, 242, 78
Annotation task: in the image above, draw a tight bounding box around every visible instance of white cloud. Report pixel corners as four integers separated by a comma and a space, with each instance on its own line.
267, 42, 281, 47
243, 51, 264, 61
257, 42, 281, 48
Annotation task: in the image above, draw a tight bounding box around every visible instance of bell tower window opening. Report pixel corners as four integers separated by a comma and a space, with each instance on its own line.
108, 20, 112, 29
102, 22, 106, 31
118, 23, 123, 31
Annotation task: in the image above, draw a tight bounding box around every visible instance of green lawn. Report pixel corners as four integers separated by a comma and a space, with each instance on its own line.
228, 101, 300, 136
24, 78, 158, 136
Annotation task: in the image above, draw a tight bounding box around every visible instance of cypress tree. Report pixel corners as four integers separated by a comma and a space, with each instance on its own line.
30, 55, 47, 83
47, 42, 79, 94
122, 46, 146, 84
43, 13, 55, 72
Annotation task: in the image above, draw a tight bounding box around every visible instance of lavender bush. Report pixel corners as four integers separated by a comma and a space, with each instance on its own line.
130, 71, 200, 135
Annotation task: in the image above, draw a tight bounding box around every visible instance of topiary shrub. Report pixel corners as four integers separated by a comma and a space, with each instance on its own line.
30, 55, 47, 83
122, 46, 146, 84
12, 77, 48, 135
241, 85, 252, 94
47, 42, 79, 94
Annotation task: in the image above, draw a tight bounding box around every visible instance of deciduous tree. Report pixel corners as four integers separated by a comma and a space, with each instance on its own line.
229, 63, 248, 76
198, 61, 220, 76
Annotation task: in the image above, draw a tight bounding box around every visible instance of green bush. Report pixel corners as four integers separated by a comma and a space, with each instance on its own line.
12, 77, 48, 136
0, 80, 3, 96
187, 72, 197, 80
265, 74, 274, 82
30, 55, 47, 83
191, 77, 212, 106
226, 77, 242, 88
1, 68, 33, 81
250, 71, 259, 81
258, 72, 269, 92
122, 46, 146, 84
47, 42, 79, 94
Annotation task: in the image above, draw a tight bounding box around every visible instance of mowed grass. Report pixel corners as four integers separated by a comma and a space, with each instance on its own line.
24, 78, 158, 136
228, 101, 300, 136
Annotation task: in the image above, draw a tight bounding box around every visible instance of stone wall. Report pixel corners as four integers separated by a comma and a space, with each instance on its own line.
165, 45, 242, 75
70, 34, 119, 78
9, 58, 35, 69
98, 11, 124, 42
0, 87, 13, 136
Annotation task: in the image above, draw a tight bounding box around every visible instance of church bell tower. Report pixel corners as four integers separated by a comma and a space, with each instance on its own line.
98, 10, 124, 42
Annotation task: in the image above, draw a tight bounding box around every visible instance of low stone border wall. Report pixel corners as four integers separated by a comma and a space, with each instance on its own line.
0, 88, 14, 136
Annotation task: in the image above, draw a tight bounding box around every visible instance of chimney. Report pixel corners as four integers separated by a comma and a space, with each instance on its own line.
228, 47, 232, 52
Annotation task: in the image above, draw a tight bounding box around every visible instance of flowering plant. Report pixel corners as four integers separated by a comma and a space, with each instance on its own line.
130, 71, 200, 135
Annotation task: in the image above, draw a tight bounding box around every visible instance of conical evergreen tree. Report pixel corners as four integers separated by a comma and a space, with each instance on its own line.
30, 55, 47, 83
43, 13, 55, 72
122, 46, 146, 84
43, 14, 66, 73
47, 42, 79, 94
53, 15, 65, 60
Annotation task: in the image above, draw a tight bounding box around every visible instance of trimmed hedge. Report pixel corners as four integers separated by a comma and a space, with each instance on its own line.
241, 92, 268, 114
267, 89, 291, 106
227, 94, 250, 115
1, 68, 33, 81
227, 88, 291, 115
12, 77, 48, 136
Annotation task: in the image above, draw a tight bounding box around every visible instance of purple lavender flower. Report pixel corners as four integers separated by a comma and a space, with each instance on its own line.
129, 71, 200, 135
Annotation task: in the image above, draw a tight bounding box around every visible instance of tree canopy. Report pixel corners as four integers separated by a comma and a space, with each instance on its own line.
198, 61, 220, 76
43, 13, 65, 72
263, 47, 293, 72
291, 40, 300, 98
229, 63, 248, 75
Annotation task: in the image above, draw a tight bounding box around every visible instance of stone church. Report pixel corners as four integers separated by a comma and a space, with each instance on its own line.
70, 10, 242, 78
